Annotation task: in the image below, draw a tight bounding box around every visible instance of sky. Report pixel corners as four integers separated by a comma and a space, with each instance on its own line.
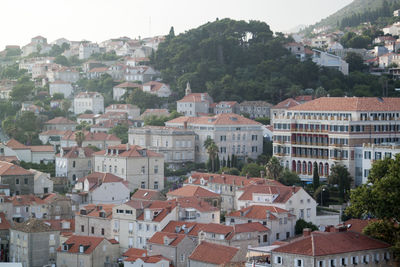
0, 0, 353, 50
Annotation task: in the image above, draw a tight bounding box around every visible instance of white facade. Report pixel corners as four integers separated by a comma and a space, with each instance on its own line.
312, 49, 349, 75
74, 92, 104, 115
79, 43, 100, 60
49, 81, 73, 98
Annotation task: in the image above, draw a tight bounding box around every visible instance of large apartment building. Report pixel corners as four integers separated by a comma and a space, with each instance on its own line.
272, 97, 400, 182
166, 113, 263, 163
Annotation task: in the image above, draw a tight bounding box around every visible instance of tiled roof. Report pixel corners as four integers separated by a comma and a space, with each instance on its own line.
77, 172, 128, 191
88, 67, 108, 73
50, 80, 71, 85
6, 139, 28, 149
295, 95, 313, 102
6, 194, 46, 206
106, 104, 137, 110
75, 91, 103, 98
176, 197, 219, 212
161, 221, 207, 237
289, 97, 400, 112
239, 101, 273, 107
148, 232, 186, 246
78, 204, 115, 219
93, 144, 162, 158
28, 145, 54, 152
227, 205, 290, 220
114, 82, 142, 89
177, 93, 211, 103
0, 212, 11, 230
61, 131, 120, 142
44, 219, 75, 234
272, 231, 391, 256
167, 185, 219, 198
77, 114, 96, 119
143, 81, 168, 92
58, 235, 105, 254
12, 218, 56, 233
340, 219, 378, 234
272, 98, 300, 109
125, 255, 171, 264
57, 146, 94, 158
186, 172, 279, 187
189, 241, 239, 265
45, 117, 76, 125
0, 161, 32, 176
237, 184, 301, 203
137, 201, 177, 222
167, 113, 261, 126
233, 222, 270, 233
39, 130, 72, 136
131, 189, 164, 201
123, 248, 147, 258
0, 156, 19, 163
92, 119, 133, 129
216, 101, 238, 107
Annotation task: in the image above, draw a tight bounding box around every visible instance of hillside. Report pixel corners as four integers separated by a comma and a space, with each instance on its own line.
307, 0, 400, 32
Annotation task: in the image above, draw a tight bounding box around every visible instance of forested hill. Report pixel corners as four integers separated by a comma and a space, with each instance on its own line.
152, 18, 395, 104
307, 0, 400, 32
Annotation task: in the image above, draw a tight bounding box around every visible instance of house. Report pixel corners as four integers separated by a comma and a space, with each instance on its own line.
105, 104, 141, 119
72, 172, 130, 205
0, 194, 48, 222
60, 131, 121, 149
124, 66, 157, 83
9, 219, 60, 267
30, 169, 53, 195
75, 204, 115, 239
82, 60, 106, 73
49, 81, 73, 98
76, 114, 96, 125
166, 113, 264, 163
44, 117, 77, 131
90, 119, 133, 134
73, 91, 104, 115
226, 205, 296, 244
79, 42, 100, 60
41, 193, 78, 220
87, 67, 109, 79
125, 57, 150, 67
0, 212, 11, 262
93, 144, 164, 191
285, 42, 306, 60
167, 185, 221, 208
0, 79, 16, 100
94, 112, 129, 124
188, 241, 241, 267
378, 52, 400, 68
47, 67, 79, 83
142, 81, 171, 98
271, 228, 393, 267
214, 101, 240, 114
131, 189, 166, 202
270, 98, 300, 124
128, 126, 196, 169
124, 254, 172, 267
55, 146, 94, 183
337, 218, 378, 234
4, 139, 55, 164
0, 161, 34, 196
39, 130, 73, 146
21, 36, 52, 57
113, 82, 142, 101
176, 197, 220, 224
44, 218, 75, 242
57, 235, 119, 267
312, 49, 349, 75
21, 103, 44, 115
147, 232, 196, 267
139, 109, 170, 120
176, 82, 213, 117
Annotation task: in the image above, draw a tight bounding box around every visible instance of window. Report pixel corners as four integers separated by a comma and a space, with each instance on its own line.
114, 166, 117, 173
24, 178, 28, 184
318, 260, 325, 267
295, 259, 303, 267
81, 225, 84, 232
330, 259, 336, 267
276, 233, 280, 240
341, 257, 347, 266
141, 166, 145, 174
154, 181, 158, 190
141, 182, 145, 189
101, 228, 105, 235
351, 256, 358, 265
91, 227, 94, 234
180, 253, 185, 262
274, 256, 282, 264
72, 161, 76, 168
16, 178, 19, 185
146, 224, 150, 231
154, 165, 158, 174
263, 234, 268, 243
362, 255, 369, 264
138, 223, 142, 230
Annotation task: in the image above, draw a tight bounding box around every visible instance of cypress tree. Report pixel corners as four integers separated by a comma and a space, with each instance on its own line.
227, 155, 231, 168
313, 162, 320, 191
215, 154, 220, 172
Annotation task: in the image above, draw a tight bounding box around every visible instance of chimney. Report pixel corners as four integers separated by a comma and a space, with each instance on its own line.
266, 210, 271, 220
260, 171, 265, 178
303, 228, 311, 237
292, 185, 296, 194
183, 121, 187, 129
126, 143, 129, 150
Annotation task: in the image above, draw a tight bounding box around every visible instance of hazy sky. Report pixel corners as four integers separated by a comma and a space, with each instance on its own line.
1, 0, 353, 50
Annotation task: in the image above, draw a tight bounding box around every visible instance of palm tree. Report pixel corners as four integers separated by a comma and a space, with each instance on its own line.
75, 131, 85, 147
266, 156, 283, 180
207, 142, 219, 172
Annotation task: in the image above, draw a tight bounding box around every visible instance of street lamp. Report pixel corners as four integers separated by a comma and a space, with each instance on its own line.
321, 187, 326, 206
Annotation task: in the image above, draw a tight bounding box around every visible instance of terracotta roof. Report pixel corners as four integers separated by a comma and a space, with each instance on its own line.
294, 95, 313, 102
237, 184, 302, 203
137, 201, 177, 222
0, 212, 11, 230
161, 221, 208, 237
57, 146, 94, 158
75, 91, 103, 98
177, 93, 211, 103
93, 144, 162, 158
92, 119, 133, 129
6, 194, 46, 206
340, 219, 378, 234
186, 172, 280, 187
289, 97, 400, 112
125, 255, 171, 264
6, 139, 28, 149
176, 197, 219, 212
114, 82, 142, 89
78, 204, 115, 219
88, 67, 108, 73
189, 241, 239, 265
0, 161, 32, 176
77, 114, 96, 119
45, 117, 76, 125
233, 222, 270, 233
167, 113, 261, 126
148, 232, 186, 246
167, 185, 220, 198
62, 131, 120, 142
0, 156, 19, 163
50, 80, 71, 85
44, 219, 75, 234
12, 219, 56, 233
106, 104, 137, 110
123, 248, 147, 258
28, 145, 54, 152
272, 98, 300, 109
140, 109, 169, 119
227, 205, 290, 220
77, 172, 128, 191
58, 235, 106, 254
143, 81, 168, 92
273, 231, 391, 256
131, 189, 164, 201
40, 130, 73, 136
216, 101, 238, 107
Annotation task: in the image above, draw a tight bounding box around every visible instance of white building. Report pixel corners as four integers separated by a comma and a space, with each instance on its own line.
105, 104, 140, 119
142, 81, 171, 98
166, 113, 264, 163
74, 91, 104, 115
49, 81, 73, 98
312, 49, 349, 75
113, 82, 142, 101
176, 83, 213, 117
79, 42, 100, 60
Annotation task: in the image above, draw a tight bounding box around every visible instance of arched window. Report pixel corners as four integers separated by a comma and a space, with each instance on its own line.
302, 161, 307, 174
72, 174, 76, 181
319, 162, 324, 176
308, 162, 312, 174
297, 161, 301, 173
292, 160, 296, 172
324, 163, 329, 176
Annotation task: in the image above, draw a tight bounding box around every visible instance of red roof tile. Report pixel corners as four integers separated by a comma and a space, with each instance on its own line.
6, 139, 28, 149
28, 145, 54, 152
45, 117, 76, 125
0, 212, 11, 230
177, 93, 211, 103
93, 144, 162, 158
0, 161, 32, 176
57, 146, 94, 158
137, 201, 177, 222
186, 172, 280, 187
227, 205, 290, 220
161, 221, 207, 237
114, 82, 142, 89
340, 219, 378, 234
58, 235, 106, 254
167, 185, 219, 198
62, 131, 120, 142
272, 98, 300, 109
148, 232, 186, 246
176, 197, 219, 212
131, 189, 164, 201
123, 248, 147, 258
167, 113, 261, 126
237, 184, 301, 203
78, 204, 115, 219
189, 241, 239, 265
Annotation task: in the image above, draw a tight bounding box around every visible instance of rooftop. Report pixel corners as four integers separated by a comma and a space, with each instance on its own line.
167, 113, 262, 126
189, 241, 239, 265
167, 185, 220, 199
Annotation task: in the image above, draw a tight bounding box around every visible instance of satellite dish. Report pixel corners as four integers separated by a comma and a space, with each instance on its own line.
319, 225, 326, 232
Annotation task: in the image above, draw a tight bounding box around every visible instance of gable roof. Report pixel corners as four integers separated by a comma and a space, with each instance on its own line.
77, 172, 128, 191
186, 172, 280, 187
176, 197, 219, 212
78, 204, 115, 219
45, 117, 76, 125
272, 231, 391, 256
227, 205, 290, 220
61, 131, 120, 142
237, 184, 302, 203
161, 221, 208, 237
58, 235, 106, 254
93, 144, 162, 158
114, 82, 142, 89
340, 219, 378, 234
137, 201, 177, 222
177, 93, 211, 103
131, 189, 164, 201
12, 218, 56, 233
123, 248, 147, 258
289, 97, 400, 112
189, 241, 239, 265
0, 212, 11, 230
272, 98, 300, 109
58, 146, 94, 158
143, 81, 168, 92
167, 185, 219, 198
167, 113, 261, 126
0, 161, 32, 176
6, 139, 28, 149
148, 232, 187, 247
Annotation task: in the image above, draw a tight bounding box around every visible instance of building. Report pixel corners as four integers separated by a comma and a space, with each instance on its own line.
271, 228, 393, 267
0, 161, 34, 196
239, 101, 273, 119
188, 241, 241, 267
44, 117, 77, 131
30, 169, 53, 195
285, 42, 306, 60
9, 219, 60, 267
272, 97, 400, 182
75, 204, 115, 239
124, 66, 157, 83
105, 104, 140, 119
128, 126, 196, 169
166, 113, 264, 163
312, 49, 349, 75
47, 67, 79, 83
167, 185, 221, 208
55, 146, 94, 183
0, 212, 11, 262
0, 194, 48, 222
131, 189, 166, 202
355, 142, 400, 185
73, 91, 104, 115
93, 144, 164, 191
60, 131, 121, 149
4, 139, 55, 164
39, 130, 72, 147
72, 172, 130, 204
112, 82, 142, 101
139, 109, 169, 121
214, 101, 240, 114
79, 42, 100, 60
176, 197, 220, 224
226, 205, 296, 244
41, 193, 78, 220
142, 81, 171, 98
56, 235, 119, 267
176, 83, 213, 117
270, 98, 301, 124
49, 81, 73, 98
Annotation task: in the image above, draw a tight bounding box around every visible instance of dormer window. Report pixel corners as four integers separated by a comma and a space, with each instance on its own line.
200, 178, 205, 185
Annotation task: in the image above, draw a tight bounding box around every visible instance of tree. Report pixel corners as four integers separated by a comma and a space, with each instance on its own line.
295, 219, 318, 235
75, 131, 85, 147
265, 157, 283, 180
278, 169, 301, 186
240, 163, 264, 177
54, 55, 69, 66
314, 185, 330, 206
314, 86, 327, 98
345, 52, 367, 72
109, 124, 129, 144
328, 164, 353, 202
11, 76, 35, 102
204, 138, 219, 172
313, 162, 320, 191
61, 99, 71, 117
